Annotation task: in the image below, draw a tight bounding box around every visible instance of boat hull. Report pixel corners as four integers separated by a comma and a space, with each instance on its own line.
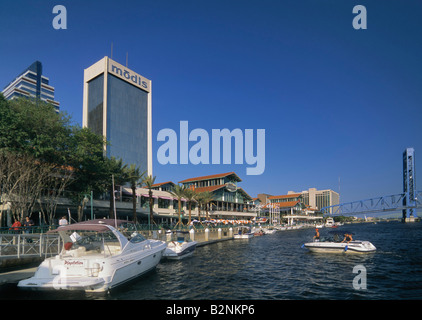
234, 233, 254, 239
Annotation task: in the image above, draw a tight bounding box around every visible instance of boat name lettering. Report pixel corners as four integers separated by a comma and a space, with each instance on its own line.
64, 260, 84, 266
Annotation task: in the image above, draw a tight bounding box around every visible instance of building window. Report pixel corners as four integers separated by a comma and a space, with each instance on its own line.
158, 198, 170, 209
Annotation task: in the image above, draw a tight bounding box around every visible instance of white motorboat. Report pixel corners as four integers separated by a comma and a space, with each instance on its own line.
304, 240, 376, 253
234, 226, 254, 239
18, 219, 166, 292
262, 227, 277, 234
163, 231, 197, 260
303, 230, 376, 253
325, 217, 335, 227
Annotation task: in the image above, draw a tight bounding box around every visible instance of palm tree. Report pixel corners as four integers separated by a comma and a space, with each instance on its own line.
169, 184, 188, 228
184, 188, 197, 225
126, 164, 146, 223
195, 192, 204, 222
198, 191, 215, 221
105, 157, 128, 219
143, 175, 156, 228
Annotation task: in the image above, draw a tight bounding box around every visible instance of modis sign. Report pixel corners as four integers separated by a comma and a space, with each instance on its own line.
108, 59, 151, 92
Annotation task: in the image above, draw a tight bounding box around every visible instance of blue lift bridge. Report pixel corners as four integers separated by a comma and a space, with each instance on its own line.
321, 148, 420, 222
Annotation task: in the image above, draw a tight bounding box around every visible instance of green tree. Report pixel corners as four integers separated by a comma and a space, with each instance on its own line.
0, 97, 81, 222
1, 97, 73, 166
66, 127, 108, 222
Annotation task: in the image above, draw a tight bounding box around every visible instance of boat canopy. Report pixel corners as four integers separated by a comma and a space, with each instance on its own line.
47, 219, 133, 233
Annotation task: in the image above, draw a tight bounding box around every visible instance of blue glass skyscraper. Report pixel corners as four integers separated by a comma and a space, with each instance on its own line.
82, 57, 152, 175
1, 61, 60, 111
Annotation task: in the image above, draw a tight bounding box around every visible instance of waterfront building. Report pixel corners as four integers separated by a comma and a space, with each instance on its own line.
82, 56, 152, 175
269, 193, 302, 204
179, 172, 256, 220
2, 61, 60, 111
264, 188, 339, 214
151, 181, 176, 192
251, 197, 262, 206
98, 172, 256, 225
260, 189, 335, 225
268, 193, 305, 213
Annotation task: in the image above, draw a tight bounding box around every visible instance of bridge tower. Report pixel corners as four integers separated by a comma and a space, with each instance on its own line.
403, 147, 417, 222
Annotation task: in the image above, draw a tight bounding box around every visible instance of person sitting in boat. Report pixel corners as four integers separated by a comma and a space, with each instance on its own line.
342, 233, 353, 244
313, 228, 320, 241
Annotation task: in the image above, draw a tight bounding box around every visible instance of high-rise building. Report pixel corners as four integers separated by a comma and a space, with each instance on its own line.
1, 61, 60, 111
82, 56, 152, 175
300, 188, 339, 213
403, 147, 416, 222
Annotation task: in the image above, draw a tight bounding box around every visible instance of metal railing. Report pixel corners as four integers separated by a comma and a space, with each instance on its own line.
0, 233, 61, 258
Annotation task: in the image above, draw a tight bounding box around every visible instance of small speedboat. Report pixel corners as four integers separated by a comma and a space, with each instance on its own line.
163, 231, 197, 260
325, 217, 335, 227
234, 227, 254, 239
262, 227, 277, 235
303, 230, 376, 253
251, 227, 264, 236
18, 219, 166, 292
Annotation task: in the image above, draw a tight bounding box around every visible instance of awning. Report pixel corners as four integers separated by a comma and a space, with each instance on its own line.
159, 196, 173, 200
142, 194, 158, 198
47, 219, 132, 233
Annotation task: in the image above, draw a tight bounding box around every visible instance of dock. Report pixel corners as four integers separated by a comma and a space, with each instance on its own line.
0, 266, 38, 285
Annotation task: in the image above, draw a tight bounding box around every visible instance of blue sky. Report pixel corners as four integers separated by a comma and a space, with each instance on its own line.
1, 0, 421, 204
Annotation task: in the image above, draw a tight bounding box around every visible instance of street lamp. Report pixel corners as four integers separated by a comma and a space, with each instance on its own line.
83, 191, 94, 220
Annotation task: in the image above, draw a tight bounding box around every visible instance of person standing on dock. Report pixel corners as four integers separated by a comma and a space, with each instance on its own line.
23, 217, 34, 234
59, 216, 69, 226
9, 219, 22, 234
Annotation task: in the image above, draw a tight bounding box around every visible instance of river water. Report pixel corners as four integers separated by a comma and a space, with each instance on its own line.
2, 221, 422, 300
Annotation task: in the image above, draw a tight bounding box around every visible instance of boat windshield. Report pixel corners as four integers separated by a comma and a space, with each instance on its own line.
128, 232, 147, 243
60, 230, 122, 256
318, 230, 355, 243
166, 231, 191, 243
319, 235, 342, 243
